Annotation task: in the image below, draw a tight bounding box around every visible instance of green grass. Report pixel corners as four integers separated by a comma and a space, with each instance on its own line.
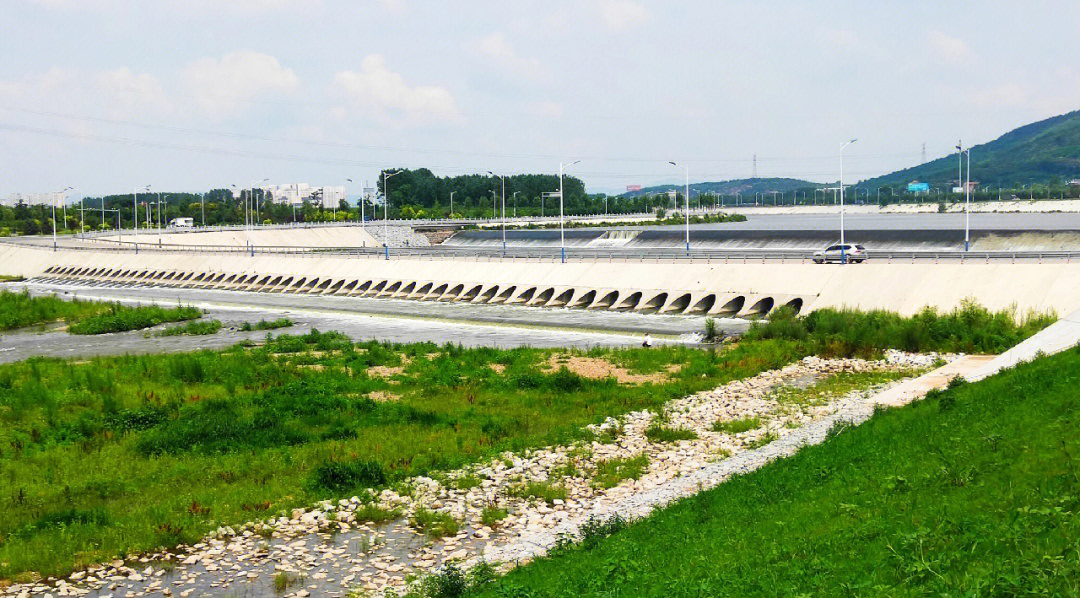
643, 424, 698, 443
480, 506, 509, 528
0, 290, 111, 331
0, 331, 805, 580
410, 507, 460, 539
158, 319, 222, 336
240, 318, 293, 332
592, 454, 649, 489
710, 416, 762, 434
508, 480, 568, 504
466, 349, 1080, 597
0, 274, 26, 283
745, 300, 1055, 358
67, 303, 202, 335
768, 369, 917, 406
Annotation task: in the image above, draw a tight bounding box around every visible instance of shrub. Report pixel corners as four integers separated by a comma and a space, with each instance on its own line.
508, 480, 568, 504
68, 304, 202, 335
308, 459, 388, 494
644, 424, 698, 443
410, 507, 460, 539
711, 416, 762, 434
159, 319, 221, 336
480, 506, 508, 527
593, 454, 649, 489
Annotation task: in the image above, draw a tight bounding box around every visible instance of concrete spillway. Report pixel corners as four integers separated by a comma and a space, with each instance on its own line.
5, 240, 1080, 318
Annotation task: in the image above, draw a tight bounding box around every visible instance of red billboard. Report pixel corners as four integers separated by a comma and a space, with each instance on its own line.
626, 185, 642, 192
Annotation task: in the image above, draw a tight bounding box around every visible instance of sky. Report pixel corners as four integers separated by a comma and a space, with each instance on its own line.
2, 0, 1079, 197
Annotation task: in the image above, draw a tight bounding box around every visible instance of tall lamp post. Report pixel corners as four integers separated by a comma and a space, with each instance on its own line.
964, 149, 971, 251
840, 139, 857, 264
668, 161, 690, 254
559, 160, 580, 263
512, 191, 519, 218
449, 191, 455, 218
487, 171, 507, 252
383, 169, 403, 255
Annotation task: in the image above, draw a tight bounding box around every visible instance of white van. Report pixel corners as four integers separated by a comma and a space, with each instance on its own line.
169, 217, 194, 229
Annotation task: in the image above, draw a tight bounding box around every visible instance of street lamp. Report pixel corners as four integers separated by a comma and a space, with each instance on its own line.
383, 169, 403, 251
840, 138, 857, 264
252, 178, 268, 228
558, 160, 580, 263
668, 161, 690, 254
52, 186, 71, 250
487, 171, 507, 252
512, 191, 519, 218
964, 149, 971, 251
449, 191, 455, 218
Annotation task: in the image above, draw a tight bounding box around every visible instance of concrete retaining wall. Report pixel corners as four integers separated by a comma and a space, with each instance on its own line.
5, 243, 1079, 318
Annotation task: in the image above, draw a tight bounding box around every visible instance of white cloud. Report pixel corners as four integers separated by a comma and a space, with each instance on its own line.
0, 66, 171, 120
181, 51, 299, 119
929, 31, 972, 64
824, 28, 859, 49
522, 100, 564, 119
329, 55, 461, 127
594, 0, 650, 31
469, 32, 553, 86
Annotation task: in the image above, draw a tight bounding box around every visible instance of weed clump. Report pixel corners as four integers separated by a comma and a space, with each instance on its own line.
644, 424, 698, 443
711, 416, 762, 434
592, 454, 649, 489
410, 507, 460, 539
309, 459, 388, 494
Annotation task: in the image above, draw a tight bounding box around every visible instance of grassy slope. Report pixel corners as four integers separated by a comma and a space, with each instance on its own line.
0, 332, 803, 579
470, 350, 1080, 597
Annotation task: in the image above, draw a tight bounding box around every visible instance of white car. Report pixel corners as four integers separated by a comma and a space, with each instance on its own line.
813, 243, 866, 264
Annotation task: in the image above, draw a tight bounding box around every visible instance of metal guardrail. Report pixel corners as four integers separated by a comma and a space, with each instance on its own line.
10, 235, 1080, 263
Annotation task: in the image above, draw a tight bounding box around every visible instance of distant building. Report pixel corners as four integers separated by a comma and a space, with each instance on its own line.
260, 183, 345, 208
2, 192, 66, 207
1069, 179, 1080, 186
626, 184, 642, 192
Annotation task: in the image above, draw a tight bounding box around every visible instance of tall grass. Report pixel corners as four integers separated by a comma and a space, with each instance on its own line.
0, 290, 109, 330
744, 300, 1055, 357
67, 304, 202, 335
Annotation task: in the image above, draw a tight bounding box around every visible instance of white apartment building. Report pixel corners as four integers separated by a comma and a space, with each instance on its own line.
2, 192, 66, 208
260, 184, 345, 209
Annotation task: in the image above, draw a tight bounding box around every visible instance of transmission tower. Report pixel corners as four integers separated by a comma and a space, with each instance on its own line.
752, 154, 757, 179
921, 143, 927, 164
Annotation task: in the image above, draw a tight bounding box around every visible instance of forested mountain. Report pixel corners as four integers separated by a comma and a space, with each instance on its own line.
859, 110, 1080, 189
623, 177, 816, 198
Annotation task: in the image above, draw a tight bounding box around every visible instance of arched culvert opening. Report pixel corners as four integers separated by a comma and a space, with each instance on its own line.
663, 293, 692, 314
180, 272, 196, 281
745, 297, 775, 318
159, 272, 174, 281
326, 280, 345, 294
382, 281, 402, 295
441, 283, 465, 301
287, 277, 306, 292
339, 280, 357, 294
351, 280, 372, 296
461, 284, 483, 301
316, 279, 333, 291
616, 291, 643, 311
477, 285, 500, 303
222, 274, 238, 285
398, 281, 416, 296
493, 286, 516, 303
689, 294, 716, 315
368, 280, 387, 295
424, 283, 447, 300
191, 273, 207, 283
530, 287, 555, 306
571, 289, 597, 308
255, 275, 273, 288
549, 289, 575, 307
783, 297, 804, 314
639, 292, 669, 313
717, 295, 745, 316
592, 290, 619, 309
513, 287, 536, 304
414, 282, 433, 298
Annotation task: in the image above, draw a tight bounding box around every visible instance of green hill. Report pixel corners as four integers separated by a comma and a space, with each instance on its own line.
862, 109, 1080, 190
624, 177, 816, 197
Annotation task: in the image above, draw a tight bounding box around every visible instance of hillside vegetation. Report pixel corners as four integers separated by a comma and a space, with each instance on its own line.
466, 348, 1080, 597
861, 109, 1080, 189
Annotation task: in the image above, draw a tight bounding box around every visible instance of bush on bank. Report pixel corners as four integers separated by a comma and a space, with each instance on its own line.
743, 300, 1055, 357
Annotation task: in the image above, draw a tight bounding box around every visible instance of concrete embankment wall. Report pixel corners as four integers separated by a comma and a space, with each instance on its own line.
6, 242, 1080, 318
97, 225, 379, 248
